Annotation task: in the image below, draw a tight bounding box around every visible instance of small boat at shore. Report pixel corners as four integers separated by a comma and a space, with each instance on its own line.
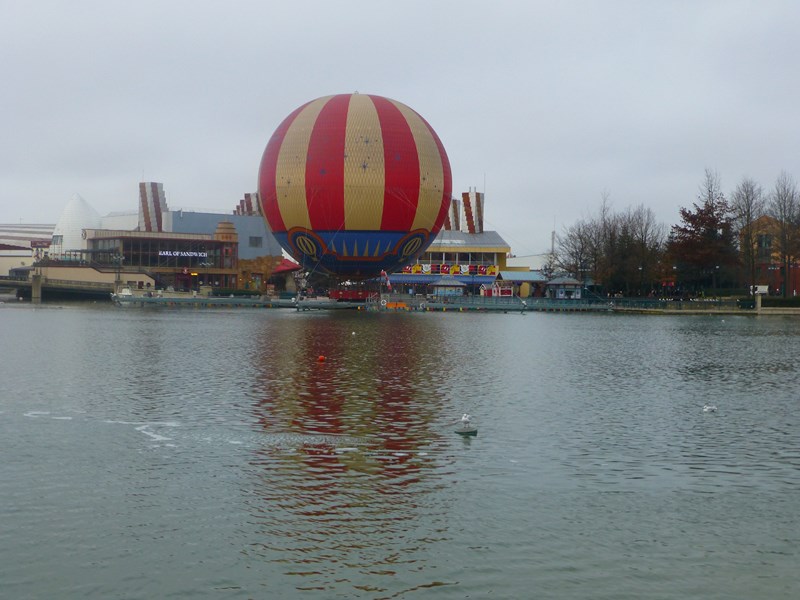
110, 287, 136, 306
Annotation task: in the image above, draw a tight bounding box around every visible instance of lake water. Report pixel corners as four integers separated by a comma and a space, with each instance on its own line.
1, 303, 798, 599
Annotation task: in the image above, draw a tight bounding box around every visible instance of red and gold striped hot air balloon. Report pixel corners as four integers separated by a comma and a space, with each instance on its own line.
258, 93, 452, 279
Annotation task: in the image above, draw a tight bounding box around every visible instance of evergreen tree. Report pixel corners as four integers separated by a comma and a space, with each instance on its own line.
667, 170, 739, 294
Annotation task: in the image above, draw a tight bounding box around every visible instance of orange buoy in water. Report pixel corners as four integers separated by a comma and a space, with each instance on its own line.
318, 355, 326, 362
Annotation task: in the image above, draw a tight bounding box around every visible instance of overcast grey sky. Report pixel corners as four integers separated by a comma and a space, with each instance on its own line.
2, 0, 799, 255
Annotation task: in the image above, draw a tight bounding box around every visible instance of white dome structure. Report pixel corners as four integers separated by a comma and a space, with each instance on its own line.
50, 193, 101, 256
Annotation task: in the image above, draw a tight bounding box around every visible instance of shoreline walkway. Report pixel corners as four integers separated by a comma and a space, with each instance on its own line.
6, 281, 798, 315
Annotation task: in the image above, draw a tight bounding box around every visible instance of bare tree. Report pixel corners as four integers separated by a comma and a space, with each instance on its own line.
628, 204, 666, 294
731, 177, 765, 293
557, 193, 666, 296
557, 192, 614, 289
595, 191, 617, 290
556, 219, 592, 281
767, 171, 800, 297
699, 168, 725, 206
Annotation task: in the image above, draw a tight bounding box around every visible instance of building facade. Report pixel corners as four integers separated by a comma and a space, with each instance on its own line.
386, 229, 512, 295
84, 221, 240, 291
746, 214, 800, 296
5, 184, 286, 295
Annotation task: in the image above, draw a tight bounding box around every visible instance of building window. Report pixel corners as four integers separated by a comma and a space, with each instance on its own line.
757, 234, 772, 260
249, 236, 263, 248
52, 235, 63, 246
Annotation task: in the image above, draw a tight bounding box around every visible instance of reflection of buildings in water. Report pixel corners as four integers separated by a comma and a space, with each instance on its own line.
244, 315, 457, 587
253, 316, 455, 453
251, 315, 448, 477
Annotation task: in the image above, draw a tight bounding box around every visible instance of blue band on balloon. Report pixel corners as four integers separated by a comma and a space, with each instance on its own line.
279, 228, 432, 277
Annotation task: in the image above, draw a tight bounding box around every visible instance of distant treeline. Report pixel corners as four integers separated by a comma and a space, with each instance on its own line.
555, 169, 798, 297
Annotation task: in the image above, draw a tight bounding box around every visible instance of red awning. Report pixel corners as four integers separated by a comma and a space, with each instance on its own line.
271, 257, 302, 275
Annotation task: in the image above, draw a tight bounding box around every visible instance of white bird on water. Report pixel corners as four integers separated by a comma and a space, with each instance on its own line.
455, 413, 477, 436
703, 404, 717, 413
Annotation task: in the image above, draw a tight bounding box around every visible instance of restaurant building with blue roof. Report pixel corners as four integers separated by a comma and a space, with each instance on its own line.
386, 191, 545, 297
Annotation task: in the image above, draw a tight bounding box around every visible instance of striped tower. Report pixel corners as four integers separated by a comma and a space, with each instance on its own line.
444, 197, 461, 231
234, 193, 261, 216
461, 188, 484, 234
244, 193, 259, 216
258, 93, 452, 279
138, 182, 168, 232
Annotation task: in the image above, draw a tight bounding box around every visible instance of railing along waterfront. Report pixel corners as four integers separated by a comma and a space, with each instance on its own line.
41, 278, 115, 290
372, 293, 749, 313
601, 296, 744, 312
0, 275, 113, 289
0, 275, 29, 284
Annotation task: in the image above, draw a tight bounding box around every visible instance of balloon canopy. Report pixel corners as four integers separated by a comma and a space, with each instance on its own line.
258, 93, 452, 279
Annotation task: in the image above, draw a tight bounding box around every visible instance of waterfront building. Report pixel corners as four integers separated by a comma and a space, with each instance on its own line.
392, 228, 509, 296
152, 206, 284, 292
387, 190, 541, 297
745, 214, 800, 296
82, 221, 240, 291
547, 276, 583, 299
497, 270, 549, 297
4, 183, 285, 296
4, 183, 550, 301
50, 194, 101, 257
0, 224, 54, 278
430, 276, 466, 298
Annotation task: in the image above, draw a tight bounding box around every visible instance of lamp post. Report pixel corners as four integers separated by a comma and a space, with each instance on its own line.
471, 271, 475, 300
112, 253, 124, 292
712, 265, 719, 297
672, 265, 679, 299
768, 263, 779, 296
638, 265, 643, 296
576, 263, 589, 300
